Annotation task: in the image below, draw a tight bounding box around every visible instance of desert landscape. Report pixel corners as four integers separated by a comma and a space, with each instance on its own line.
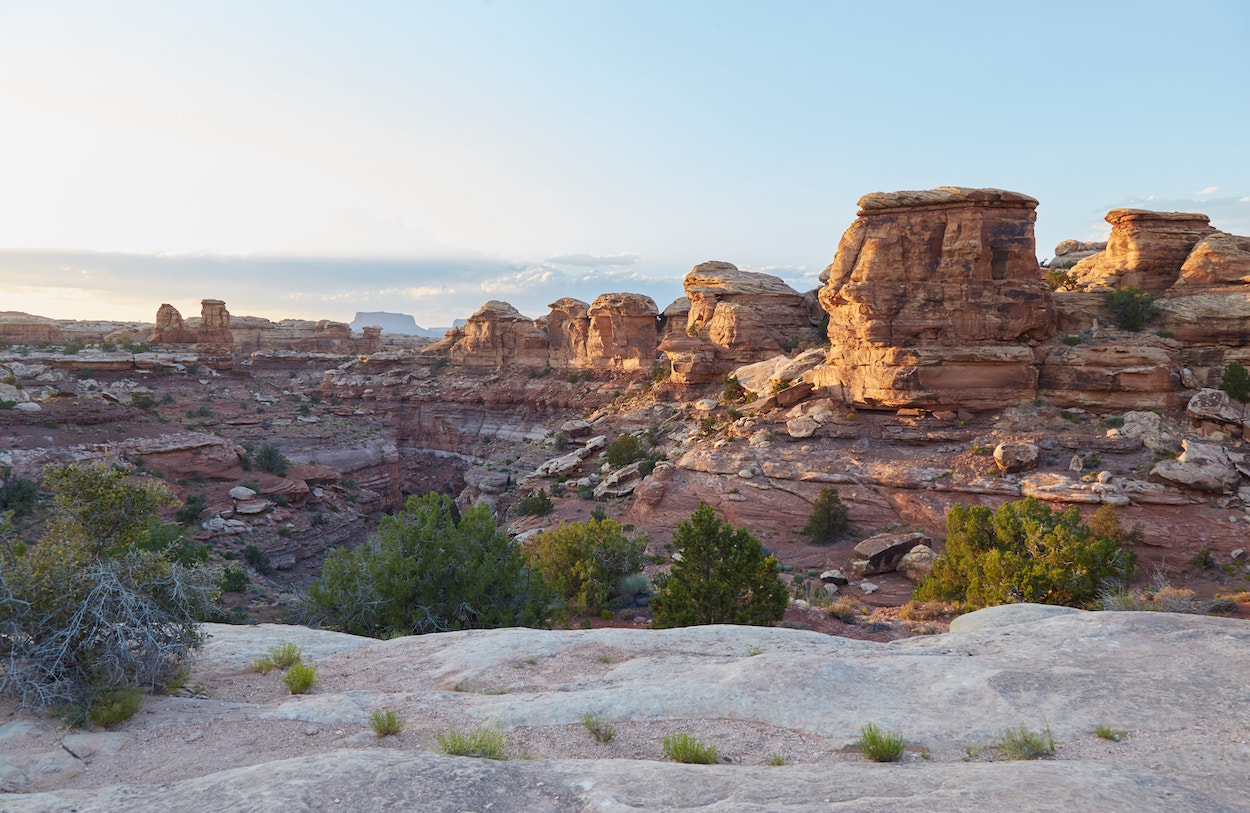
3, 186, 1250, 810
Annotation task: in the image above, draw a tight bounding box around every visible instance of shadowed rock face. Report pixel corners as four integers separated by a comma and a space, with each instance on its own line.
545, 297, 591, 367
813, 187, 1055, 409
1070, 209, 1215, 294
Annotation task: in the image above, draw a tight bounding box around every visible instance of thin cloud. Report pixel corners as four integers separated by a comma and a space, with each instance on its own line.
1199, 186, 1220, 195
545, 252, 640, 267
479, 267, 556, 294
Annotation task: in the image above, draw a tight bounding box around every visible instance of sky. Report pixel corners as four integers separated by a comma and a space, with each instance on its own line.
2, 0, 1249, 329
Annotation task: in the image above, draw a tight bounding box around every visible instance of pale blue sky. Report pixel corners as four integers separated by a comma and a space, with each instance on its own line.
2, 0, 1248, 327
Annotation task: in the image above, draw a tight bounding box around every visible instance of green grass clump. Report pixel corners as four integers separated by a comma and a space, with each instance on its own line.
268, 642, 303, 669
766, 752, 787, 766
1095, 724, 1125, 742
88, 688, 144, 729
283, 662, 317, 694
858, 722, 906, 762
581, 713, 615, 744
250, 655, 276, 674
996, 724, 1055, 760
662, 732, 720, 764
369, 708, 406, 737
436, 723, 507, 759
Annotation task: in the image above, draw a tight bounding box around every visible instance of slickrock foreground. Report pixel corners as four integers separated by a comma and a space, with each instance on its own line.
3, 607, 1247, 812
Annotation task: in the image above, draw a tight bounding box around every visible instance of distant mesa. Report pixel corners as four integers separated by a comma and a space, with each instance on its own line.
349, 311, 445, 339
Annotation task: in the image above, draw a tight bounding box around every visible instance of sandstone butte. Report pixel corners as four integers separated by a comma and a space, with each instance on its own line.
5, 185, 1250, 810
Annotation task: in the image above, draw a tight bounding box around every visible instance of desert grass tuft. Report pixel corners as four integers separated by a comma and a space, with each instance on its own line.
996, 723, 1055, 760
369, 708, 405, 737
581, 713, 615, 744
662, 732, 719, 764
283, 662, 317, 694
1094, 724, 1125, 742
858, 722, 906, 762
436, 723, 507, 760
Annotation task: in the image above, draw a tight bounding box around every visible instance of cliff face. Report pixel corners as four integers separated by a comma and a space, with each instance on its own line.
811, 187, 1055, 409
1069, 209, 1216, 293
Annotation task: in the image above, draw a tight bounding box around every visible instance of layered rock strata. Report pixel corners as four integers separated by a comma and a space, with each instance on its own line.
585, 293, 660, 369
447, 301, 549, 369
812, 187, 1055, 409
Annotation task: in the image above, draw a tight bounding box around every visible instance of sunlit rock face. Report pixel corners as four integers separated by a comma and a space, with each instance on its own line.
1069, 209, 1215, 294
151, 304, 196, 344
196, 299, 234, 353
585, 293, 659, 370
545, 297, 591, 368
448, 300, 549, 369
812, 187, 1054, 409
661, 261, 821, 384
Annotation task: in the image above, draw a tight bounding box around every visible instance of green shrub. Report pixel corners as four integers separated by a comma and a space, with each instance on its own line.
1220, 362, 1250, 403
581, 712, 615, 744
1104, 286, 1158, 332
914, 498, 1135, 610
283, 662, 317, 694
604, 435, 645, 469
1060, 334, 1083, 346
650, 503, 787, 628
0, 468, 39, 516
243, 544, 273, 574
1095, 724, 1125, 742
175, 494, 207, 524
525, 518, 647, 614
437, 723, 507, 759
254, 442, 289, 476
369, 708, 406, 737
766, 752, 787, 766
250, 655, 276, 674
0, 463, 215, 713
87, 687, 144, 729
799, 487, 850, 544
662, 732, 719, 764
1044, 267, 1077, 291
858, 722, 906, 762
219, 566, 249, 593
267, 642, 302, 669
306, 493, 550, 638
996, 723, 1055, 760
721, 375, 747, 403
515, 489, 553, 517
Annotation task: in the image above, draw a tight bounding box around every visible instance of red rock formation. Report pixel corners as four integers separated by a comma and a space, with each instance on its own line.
448, 300, 549, 368
150, 304, 197, 344
812, 187, 1055, 409
357, 326, 383, 355
196, 299, 234, 353
1070, 209, 1215, 293
0, 312, 65, 345
1175, 232, 1250, 287
546, 298, 591, 368
586, 293, 659, 370
660, 263, 820, 384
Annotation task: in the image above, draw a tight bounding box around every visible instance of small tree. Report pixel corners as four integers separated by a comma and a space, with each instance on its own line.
914, 497, 1135, 610
525, 518, 647, 614
306, 493, 549, 637
254, 442, 289, 476
1103, 287, 1158, 332
799, 487, 849, 544
0, 463, 215, 715
1220, 362, 1250, 403
604, 435, 646, 469
650, 503, 787, 628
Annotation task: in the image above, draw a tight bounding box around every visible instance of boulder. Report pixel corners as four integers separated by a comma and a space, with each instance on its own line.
1069, 209, 1215, 294
1174, 231, 1250, 287
993, 442, 1039, 474
898, 544, 937, 582
849, 531, 931, 578
811, 187, 1055, 409
1186, 387, 1244, 426
229, 486, 257, 500
1049, 239, 1107, 268
1150, 439, 1240, 493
